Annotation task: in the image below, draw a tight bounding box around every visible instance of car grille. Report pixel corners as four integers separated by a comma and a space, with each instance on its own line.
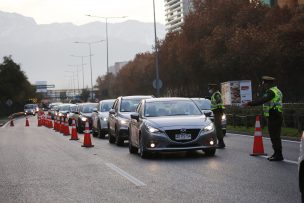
165, 129, 201, 143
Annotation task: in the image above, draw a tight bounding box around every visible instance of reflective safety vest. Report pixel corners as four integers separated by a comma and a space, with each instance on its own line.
263, 86, 283, 117
211, 91, 225, 110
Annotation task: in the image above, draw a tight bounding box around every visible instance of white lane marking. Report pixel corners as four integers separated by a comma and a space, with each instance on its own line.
105, 163, 146, 187
2, 121, 10, 128
260, 155, 298, 165
228, 133, 300, 144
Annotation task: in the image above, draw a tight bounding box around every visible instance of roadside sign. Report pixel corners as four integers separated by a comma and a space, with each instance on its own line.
153, 79, 163, 89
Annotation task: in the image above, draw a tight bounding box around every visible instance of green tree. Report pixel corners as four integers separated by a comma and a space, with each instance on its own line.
80, 88, 90, 102
0, 56, 36, 116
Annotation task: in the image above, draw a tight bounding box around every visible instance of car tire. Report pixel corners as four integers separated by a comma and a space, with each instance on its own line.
97, 122, 105, 139
139, 136, 149, 159
108, 125, 115, 144
92, 128, 98, 137
203, 148, 216, 156
129, 136, 138, 154
115, 127, 124, 146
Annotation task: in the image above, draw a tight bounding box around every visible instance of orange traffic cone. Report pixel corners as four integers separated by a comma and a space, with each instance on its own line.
49, 115, 53, 129
64, 117, 70, 136
37, 115, 41, 127
10, 119, 14, 127
70, 119, 79, 140
82, 121, 94, 147
250, 115, 267, 156
54, 116, 58, 131
60, 117, 64, 134
25, 117, 30, 127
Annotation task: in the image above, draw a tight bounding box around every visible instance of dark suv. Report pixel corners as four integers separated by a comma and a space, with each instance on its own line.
76, 103, 98, 133
108, 95, 154, 146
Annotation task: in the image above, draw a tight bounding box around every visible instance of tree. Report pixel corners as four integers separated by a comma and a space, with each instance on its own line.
80, 88, 90, 102
0, 56, 36, 116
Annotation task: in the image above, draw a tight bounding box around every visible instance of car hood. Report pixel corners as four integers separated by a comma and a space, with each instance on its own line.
98, 112, 110, 118
118, 112, 133, 120
145, 115, 211, 130
81, 113, 93, 118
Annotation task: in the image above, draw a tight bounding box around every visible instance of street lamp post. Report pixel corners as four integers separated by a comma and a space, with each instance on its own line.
153, 0, 160, 97
67, 65, 82, 95
86, 15, 127, 74
73, 40, 104, 101
70, 55, 89, 90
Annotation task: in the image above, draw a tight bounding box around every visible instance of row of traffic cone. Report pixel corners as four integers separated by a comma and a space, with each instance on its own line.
38, 113, 93, 148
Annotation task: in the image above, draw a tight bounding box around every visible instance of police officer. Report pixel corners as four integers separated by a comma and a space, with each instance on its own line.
244, 76, 283, 161
208, 84, 226, 149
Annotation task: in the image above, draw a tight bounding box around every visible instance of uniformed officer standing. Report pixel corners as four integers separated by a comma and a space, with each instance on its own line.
244, 76, 284, 161
208, 84, 226, 149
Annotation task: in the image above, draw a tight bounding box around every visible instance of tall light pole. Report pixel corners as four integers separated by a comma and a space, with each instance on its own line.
73, 40, 104, 101
67, 65, 82, 95
153, 0, 160, 97
70, 54, 89, 90
86, 15, 127, 74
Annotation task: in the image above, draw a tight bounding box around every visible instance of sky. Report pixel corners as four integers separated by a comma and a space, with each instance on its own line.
0, 0, 166, 25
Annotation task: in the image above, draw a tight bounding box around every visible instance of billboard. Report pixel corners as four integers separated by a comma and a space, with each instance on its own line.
35, 81, 47, 93
221, 80, 252, 105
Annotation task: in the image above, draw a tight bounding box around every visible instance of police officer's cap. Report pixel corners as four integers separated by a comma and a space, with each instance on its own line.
208, 83, 218, 87
262, 76, 275, 82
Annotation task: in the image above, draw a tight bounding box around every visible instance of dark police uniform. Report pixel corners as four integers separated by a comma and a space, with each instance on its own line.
247, 76, 283, 161
209, 84, 225, 149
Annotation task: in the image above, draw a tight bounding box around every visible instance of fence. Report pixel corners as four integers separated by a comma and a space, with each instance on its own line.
225, 103, 304, 133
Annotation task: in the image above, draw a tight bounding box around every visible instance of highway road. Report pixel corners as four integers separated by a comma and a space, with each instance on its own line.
0, 116, 301, 203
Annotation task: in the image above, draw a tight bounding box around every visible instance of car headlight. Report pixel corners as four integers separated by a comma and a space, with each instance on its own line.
222, 114, 226, 121
119, 119, 129, 125
202, 123, 214, 132
102, 117, 108, 121
146, 125, 161, 133
81, 117, 87, 122
59, 113, 63, 117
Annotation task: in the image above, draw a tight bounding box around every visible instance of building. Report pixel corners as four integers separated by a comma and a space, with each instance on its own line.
164, 0, 193, 32
109, 61, 128, 75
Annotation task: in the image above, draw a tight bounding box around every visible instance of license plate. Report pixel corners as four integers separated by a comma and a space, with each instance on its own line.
175, 133, 192, 140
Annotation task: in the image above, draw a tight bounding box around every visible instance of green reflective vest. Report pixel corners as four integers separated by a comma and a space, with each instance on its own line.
211, 91, 224, 110
263, 86, 283, 117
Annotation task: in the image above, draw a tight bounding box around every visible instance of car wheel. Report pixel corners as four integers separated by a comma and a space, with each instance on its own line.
108, 125, 115, 144
129, 135, 138, 154
139, 136, 149, 159
203, 148, 216, 156
92, 127, 98, 137
115, 127, 124, 146
97, 122, 105, 139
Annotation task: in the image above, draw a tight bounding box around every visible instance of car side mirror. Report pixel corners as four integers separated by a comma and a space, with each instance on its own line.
131, 113, 139, 121
204, 112, 212, 117
109, 109, 115, 115
93, 108, 98, 113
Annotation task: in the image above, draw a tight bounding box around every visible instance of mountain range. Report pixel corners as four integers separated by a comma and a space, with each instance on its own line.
0, 11, 166, 89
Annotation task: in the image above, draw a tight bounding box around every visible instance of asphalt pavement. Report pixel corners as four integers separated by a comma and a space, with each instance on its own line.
0, 116, 301, 203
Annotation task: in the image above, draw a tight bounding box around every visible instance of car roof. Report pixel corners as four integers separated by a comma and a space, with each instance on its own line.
144, 97, 192, 103
78, 103, 97, 106
99, 99, 115, 104
120, 95, 154, 100
191, 98, 210, 101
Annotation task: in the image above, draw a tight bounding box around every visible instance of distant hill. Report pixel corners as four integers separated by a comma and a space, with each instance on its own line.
0, 11, 166, 89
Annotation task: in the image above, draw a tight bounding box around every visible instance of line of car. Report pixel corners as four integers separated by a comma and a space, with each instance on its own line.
47, 95, 227, 159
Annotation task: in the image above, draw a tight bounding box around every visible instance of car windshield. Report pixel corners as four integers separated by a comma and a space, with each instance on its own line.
70, 105, 77, 112
144, 100, 202, 117
100, 101, 114, 112
59, 105, 70, 111
193, 99, 211, 110
120, 99, 142, 112
81, 104, 97, 113
24, 104, 35, 109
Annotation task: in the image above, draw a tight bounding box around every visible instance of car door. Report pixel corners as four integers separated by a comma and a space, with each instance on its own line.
134, 101, 144, 147
109, 99, 119, 134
